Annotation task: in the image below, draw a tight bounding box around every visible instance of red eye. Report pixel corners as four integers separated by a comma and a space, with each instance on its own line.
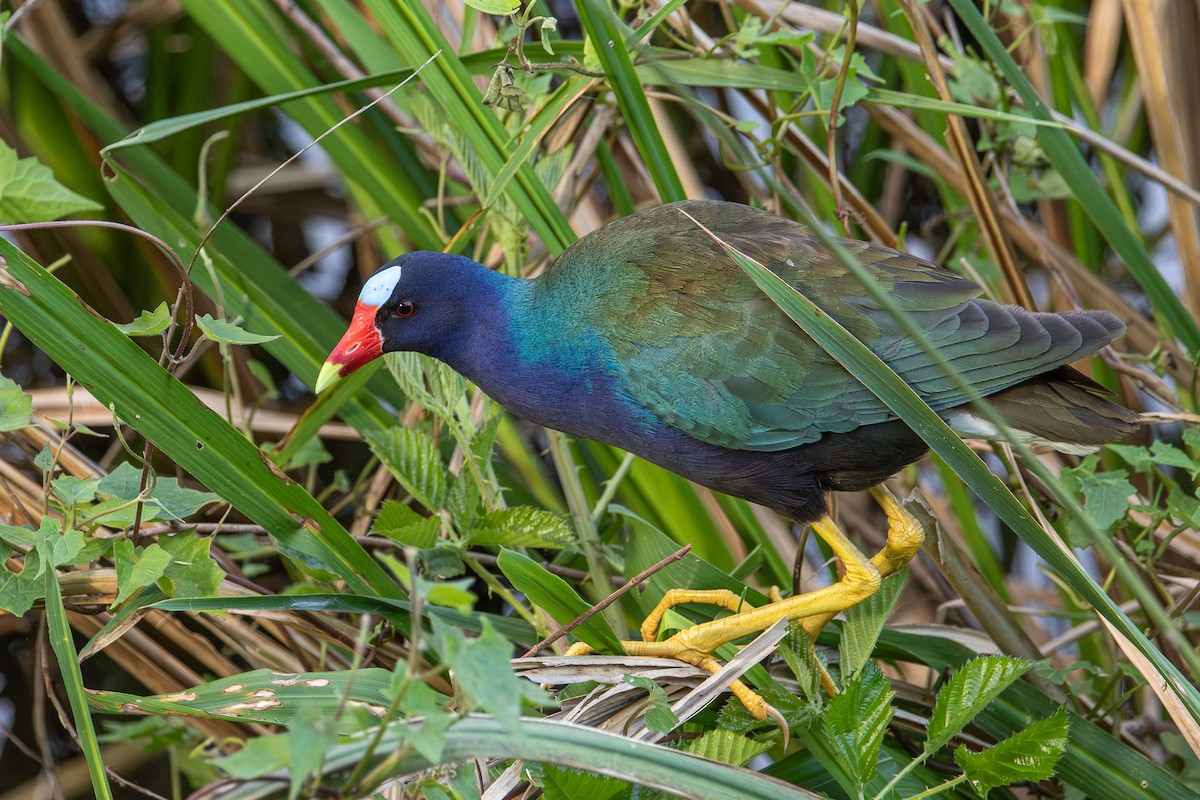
395, 301, 416, 318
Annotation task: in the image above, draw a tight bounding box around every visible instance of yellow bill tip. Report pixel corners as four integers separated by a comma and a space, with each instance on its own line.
314, 361, 342, 394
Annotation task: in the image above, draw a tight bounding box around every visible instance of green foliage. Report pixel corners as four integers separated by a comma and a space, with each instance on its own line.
823, 664, 894, 788
0, 139, 102, 222
621, 674, 680, 733
368, 427, 448, 511
194, 313, 281, 345
0, 374, 33, 431
840, 571, 907, 680
113, 302, 173, 336
1, 1, 1196, 798
955, 707, 1070, 796
926, 657, 1033, 755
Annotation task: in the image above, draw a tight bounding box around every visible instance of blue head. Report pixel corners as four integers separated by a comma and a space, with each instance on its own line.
315, 251, 509, 391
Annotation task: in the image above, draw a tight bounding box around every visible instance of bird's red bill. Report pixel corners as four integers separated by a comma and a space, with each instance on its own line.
318, 301, 383, 389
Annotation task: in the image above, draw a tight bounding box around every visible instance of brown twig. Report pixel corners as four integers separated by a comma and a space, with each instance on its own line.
521, 544, 691, 657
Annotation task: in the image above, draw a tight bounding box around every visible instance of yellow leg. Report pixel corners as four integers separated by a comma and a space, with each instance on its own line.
562, 489, 926, 721
639, 588, 755, 642
799, 485, 925, 641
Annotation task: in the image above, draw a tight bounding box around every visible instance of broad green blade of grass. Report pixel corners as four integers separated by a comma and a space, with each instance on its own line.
713, 234, 1200, 725
43, 534, 113, 799
944, 0, 1200, 356
577, 0, 686, 203
357, 0, 576, 253
496, 548, 624, 653
0, 241, 401, 599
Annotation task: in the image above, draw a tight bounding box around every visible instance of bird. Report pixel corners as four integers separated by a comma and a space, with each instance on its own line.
316, 199, 1140, 718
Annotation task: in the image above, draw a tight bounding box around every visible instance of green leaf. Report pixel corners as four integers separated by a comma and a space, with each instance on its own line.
622, 675, 680, 733
0, 375, 33, 432
285, 707, 337, 800
462, 0, 519, 14
113, 302, 173, 336
541, 764, 628, 800
367, 427, 447, 511
681, 728, 771, 767
112, 540, 174, 607
0, 524, 35, 548
496, 548, 624, 655
195, 314, 281, 345
1149, 441, 1200, 475
51, 475, 98, 507
468, 506, 573, 548
0, 549, 44, 616
1076, 470, 1137, 533
0, 139, 102, 222
926, 656, 1033, 755
421, 576, 477, 614
157, 534, 224, 598
823, 663, 893, 786
778, 623, 824, 702
840, 570, 907, 680
955, 707, 1070, 795
37, 520, 88, 569
447, 618, 524, 733
372, 500, 441, 549
97, 462, 220, 523
216, 734, 289, 779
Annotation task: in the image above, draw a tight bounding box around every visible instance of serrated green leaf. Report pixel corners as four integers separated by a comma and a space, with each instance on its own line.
0, 139, 102, 222
541, 764, 627, 800
445, 470, 481, 530
496, 548, 624, 654
840, 570, 907, 679
113, 302, 172, 336
367, 427, 447, 511
681, 728, 770, 767
372, 500, 441, 549
195, 313, 281, 345
779, 622, 824, 702
468, 506, 573, 548
0, 375, 33, 432
955, 707, 1070, 796
823, 663, 893, 785
622, 675, 679, 733
926, 656, 1033, 755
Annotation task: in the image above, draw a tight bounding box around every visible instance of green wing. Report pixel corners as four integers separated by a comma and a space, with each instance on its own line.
563, 201, 1122, 452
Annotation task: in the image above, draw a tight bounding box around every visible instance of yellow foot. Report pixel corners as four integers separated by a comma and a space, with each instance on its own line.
562, 488, 926, 721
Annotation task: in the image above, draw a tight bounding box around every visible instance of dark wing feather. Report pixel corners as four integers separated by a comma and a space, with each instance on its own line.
554, 201, 1123, 452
